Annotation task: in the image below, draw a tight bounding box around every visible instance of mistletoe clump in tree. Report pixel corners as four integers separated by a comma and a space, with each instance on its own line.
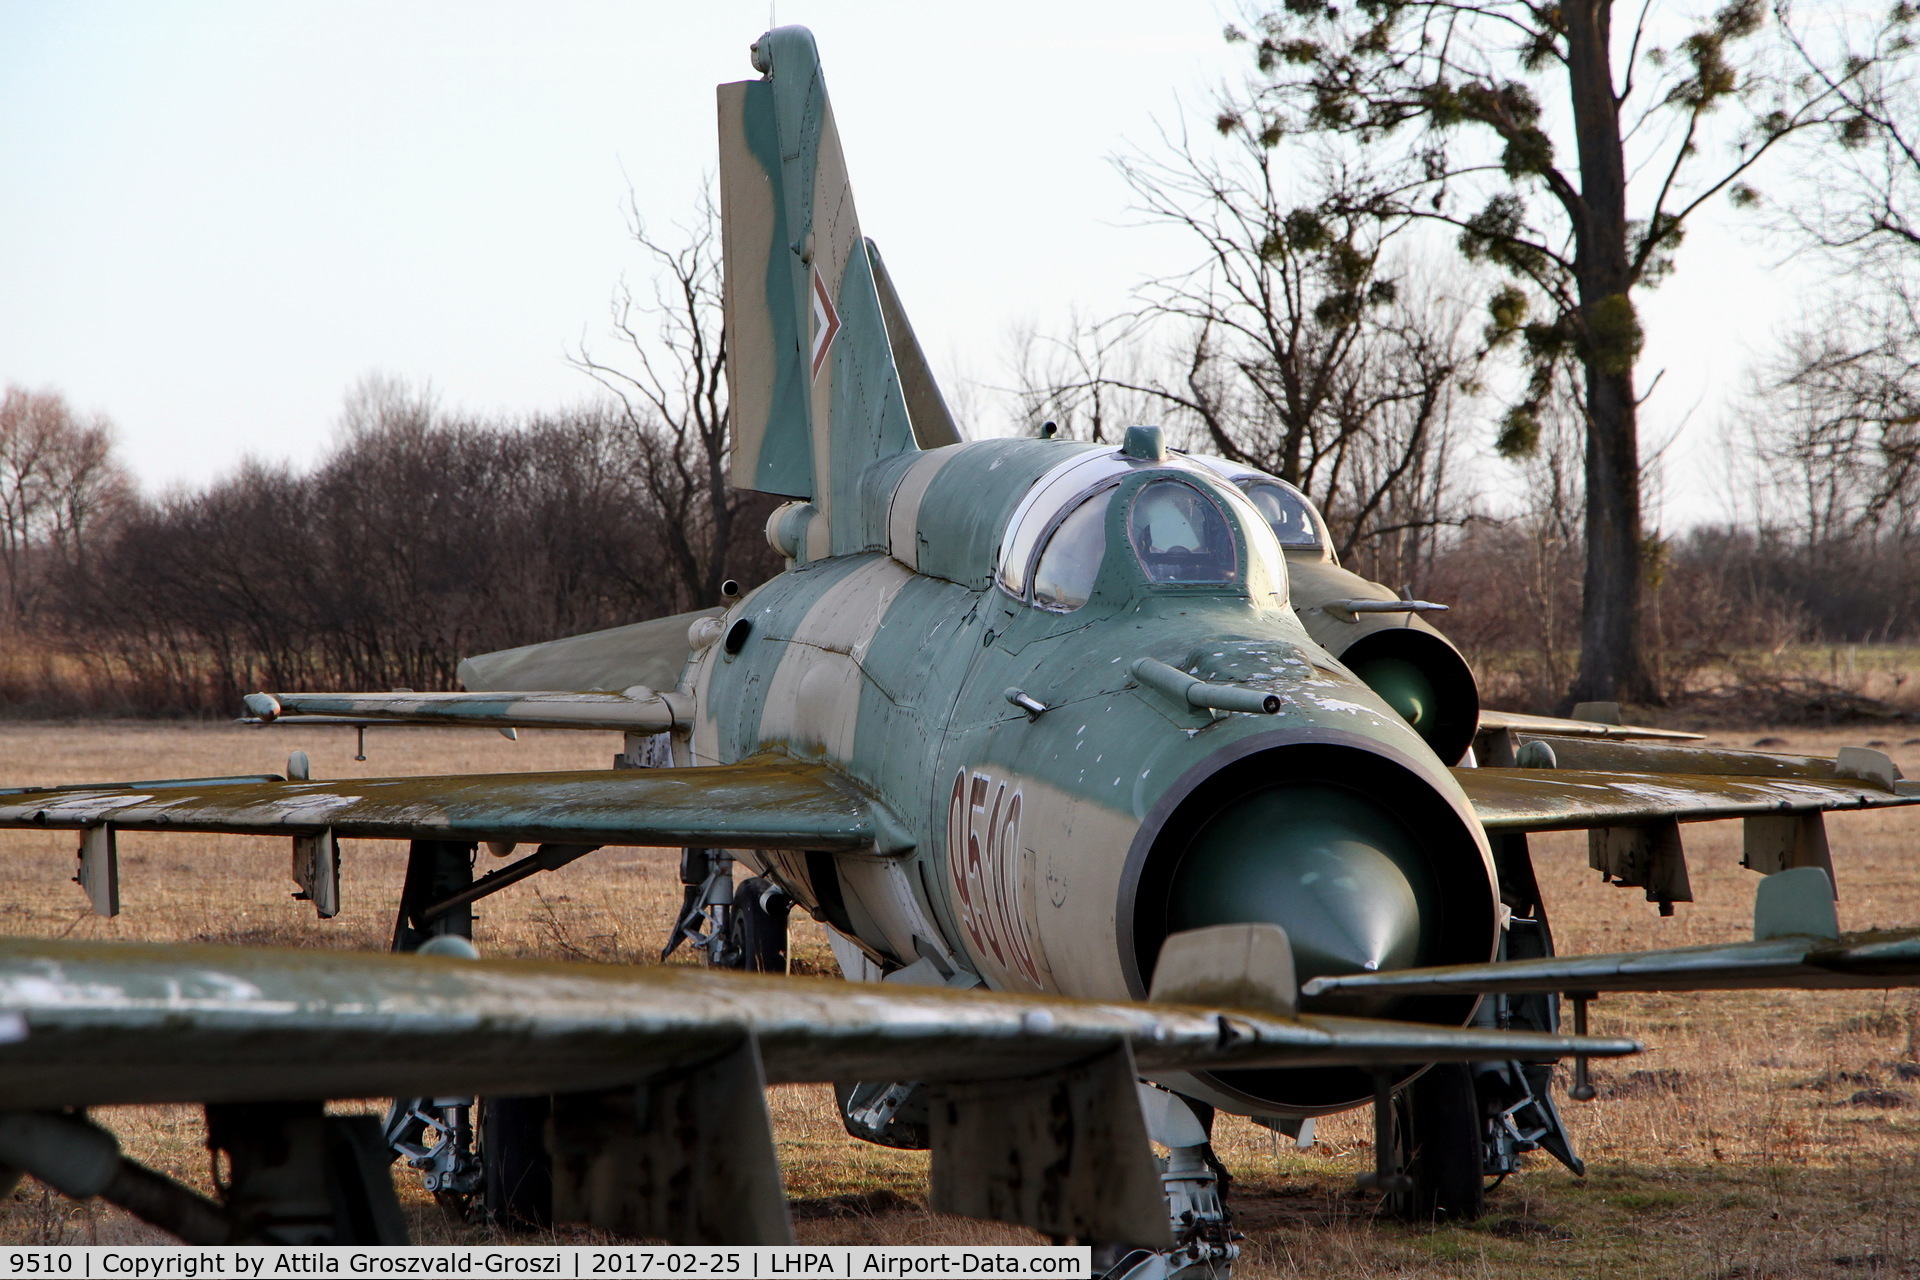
1228, 0, 1902, 701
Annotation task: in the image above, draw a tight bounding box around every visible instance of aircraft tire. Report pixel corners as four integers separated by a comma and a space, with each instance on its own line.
481, 1095, 552, 1230
1394, 1063, 1485, 1222
734, 876, 793, 974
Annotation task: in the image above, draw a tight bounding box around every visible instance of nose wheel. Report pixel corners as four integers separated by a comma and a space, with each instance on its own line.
1352, 1064, 1489, 1223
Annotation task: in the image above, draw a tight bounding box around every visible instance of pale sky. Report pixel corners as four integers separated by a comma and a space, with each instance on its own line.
0, 1, 1824, 527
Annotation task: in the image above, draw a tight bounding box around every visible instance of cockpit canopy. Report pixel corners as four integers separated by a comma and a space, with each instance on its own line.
1030, 487, 1111, 611
1183, 456, 1335, 561
996, 448, 1286, 613
1130, 479, 1237, 585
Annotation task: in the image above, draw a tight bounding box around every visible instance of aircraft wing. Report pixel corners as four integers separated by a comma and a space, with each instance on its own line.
1477, 709, 1701, 741
0, 930, 1635, 1248
0, 935, 1638, 1110
1455, 765, 1919, 833
1303, 867, 1920, 998
242, 688, 687, 732
0, 756, 897, 853
1303, 932, 1920, 998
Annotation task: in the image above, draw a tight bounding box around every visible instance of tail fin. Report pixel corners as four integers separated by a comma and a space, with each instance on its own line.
719, 26, 938, 553
867, 238, 962, 450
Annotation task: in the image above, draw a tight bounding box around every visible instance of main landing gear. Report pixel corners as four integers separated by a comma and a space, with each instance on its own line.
1352, 833, 1588, 1225
390, 845, 794, 1231
384, 840, 486, 1219
662, 849, 793, 974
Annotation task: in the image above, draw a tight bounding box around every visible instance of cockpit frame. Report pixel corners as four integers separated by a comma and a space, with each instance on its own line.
993, 447, 1290, 614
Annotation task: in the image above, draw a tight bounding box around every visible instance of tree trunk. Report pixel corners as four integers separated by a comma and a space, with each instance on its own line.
1574, 363, 1652, 702
1564, 0, 1655, 704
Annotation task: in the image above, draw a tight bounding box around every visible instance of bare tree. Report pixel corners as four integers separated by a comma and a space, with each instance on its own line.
1775, 4, 1920, 260
1223, 0, 1912, 702
54, 389, 709, 710
0, 386, 131, 626
1113, 132, 1424, 488
1015, 122, 1485, 577
1009, 312, 1169, 445
574, 189, 772, 610
1325, 276, 1481, 582
1741, 9, 1920, 634
1426, 393, 1585, 706
13, 191, 785, 713
1760, 299, 1920, 541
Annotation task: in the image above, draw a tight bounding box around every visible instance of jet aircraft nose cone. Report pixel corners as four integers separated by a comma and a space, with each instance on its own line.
1164, 784, 1428, 989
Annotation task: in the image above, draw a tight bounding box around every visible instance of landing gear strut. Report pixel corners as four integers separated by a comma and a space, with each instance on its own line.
663, 850, 792, 974
664, 848, 738, 965
1095, 1089, 1238, 1280
384, 840, 486, 1218
0, 1103, 409, 1243
471, 852, 792, 1233
1476, 833, 1586, 1185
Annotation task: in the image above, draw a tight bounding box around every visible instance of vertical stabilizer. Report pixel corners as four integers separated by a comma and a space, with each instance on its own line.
718, 27, 922, 554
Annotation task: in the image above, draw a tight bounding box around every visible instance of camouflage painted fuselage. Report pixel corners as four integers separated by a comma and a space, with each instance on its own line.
703, 26, 1498, 1117
679, 438, 1500, 1116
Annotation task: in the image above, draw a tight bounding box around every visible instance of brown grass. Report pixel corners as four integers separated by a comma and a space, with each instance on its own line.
0, 721, 1918, 1275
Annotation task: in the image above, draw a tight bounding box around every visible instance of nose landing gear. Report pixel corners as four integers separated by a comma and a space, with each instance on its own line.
383, 1097, 483, 1211
1093, 1089, 1240, 1280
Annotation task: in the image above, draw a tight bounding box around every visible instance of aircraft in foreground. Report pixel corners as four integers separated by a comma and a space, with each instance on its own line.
0, 24, 1916, 1273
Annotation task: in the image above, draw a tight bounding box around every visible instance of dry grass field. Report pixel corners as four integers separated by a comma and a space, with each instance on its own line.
0, 719, 1916, 1277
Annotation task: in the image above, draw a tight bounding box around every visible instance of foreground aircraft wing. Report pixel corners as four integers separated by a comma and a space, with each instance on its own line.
0, 756, 897, 853
0, 930, 1635, 1247
0, 935, 1637, 1108
1304, 867, 1920, 998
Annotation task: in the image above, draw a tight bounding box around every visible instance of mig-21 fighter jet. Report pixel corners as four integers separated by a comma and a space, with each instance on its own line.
0, 25, 1913, 1272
